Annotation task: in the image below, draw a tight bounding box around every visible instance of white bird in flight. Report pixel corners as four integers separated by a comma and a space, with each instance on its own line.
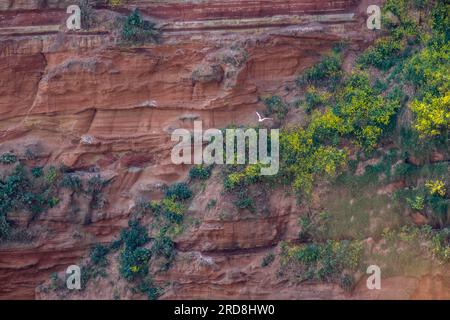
256, 111, 272, 122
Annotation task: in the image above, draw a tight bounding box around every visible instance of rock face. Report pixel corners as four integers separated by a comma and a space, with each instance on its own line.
4, 0, 445, 300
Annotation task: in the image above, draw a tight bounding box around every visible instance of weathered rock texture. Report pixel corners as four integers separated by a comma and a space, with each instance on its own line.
3, 0, 447, 300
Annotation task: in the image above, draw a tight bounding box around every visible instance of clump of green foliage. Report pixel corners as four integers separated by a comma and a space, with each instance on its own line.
234, 189, 256, 213
136, 277, 161, 300
394, 177, 449, 227
31, 167, 43, 178
263, 96, 289, 121
276, 69, 400, 199
87, 175, 108, 209
261, 252, 275, 267
61, 174, 83, 192
134, 182, 191, 272
376, 225, 449, 276
389, 0, 450, 140
405, 41, 450, 138
340, 274, 355, 292
119, 220, 151, 281
121, 9, 161, 44
151, 227, 176, 270
224, 163, 262, 191
334, 71, 401, 149
268, 0, 450, 290
189, 165, 212, 180
0, 153, 17, 164
280, 240, 364, 289
165, 183, 192, 201
89, 243, 110, 266
303, 86, 331, 113
279, 127, 347, 198
432, 228, 450, 262
297, 52, 342, 88
0, 165, 62, 241
45, 166, 59, 185
358, 37, 404, 70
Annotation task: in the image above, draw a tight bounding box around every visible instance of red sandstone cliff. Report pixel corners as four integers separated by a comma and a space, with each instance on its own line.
2, 0, 448, 300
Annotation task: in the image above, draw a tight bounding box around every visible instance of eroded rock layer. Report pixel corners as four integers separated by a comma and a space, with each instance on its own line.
3, 0, 445, 300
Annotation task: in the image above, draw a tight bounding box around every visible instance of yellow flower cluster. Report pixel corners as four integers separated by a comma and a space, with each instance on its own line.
425, 179, 447, 197
411, 93, 450, 137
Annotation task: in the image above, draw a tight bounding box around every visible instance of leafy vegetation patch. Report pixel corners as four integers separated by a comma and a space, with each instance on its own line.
0, 153, 17, 165
0, 162, 109, 243
280, 240, 364, 290
164, 183, 192, 201
0, 165, 61, 241
117, 220, 161, 299
120, 9, 161, 44
262, 96, 289, 121
249, 0, 449, 290
297, 52, 343, 88
189, 165, 212, 180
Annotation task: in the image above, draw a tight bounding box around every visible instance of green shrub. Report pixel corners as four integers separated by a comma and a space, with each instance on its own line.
120, 220, 149, 250
119, 246, 151, 281
121, 9, 160, 44
87, 175, 106, 193
303, 87, 330, 113
340, 274, 355, 292
404, 36, 450, 139
430, 0, 450, 44
297, 53, 342, 87
410, 92, 450, 137
138, 277, 161, 300
31, 167, 43, 178
88, 175, 107, 209
224, 164, 262, 191
394, 185, 449, 225
118, 220, 152, 281
61, 174, 82, 192
407, 195, 425, 211
432, 228, 450, 262
0, 165, 62, 242
148, 196, 186, 224
234, 190, 255, 212
298, 216, 315, 242
358, 37, 403, 70
160, 197, 184, 224
89, 243, 110, 266
45, 166, 59, 184
165, 183, 192, 201
151, 230, 175, 261
263, 96, 289, 121
334, 71, 401, 150
189, 165, 211, 180
0, 153, 17, 164
280, 128, 346, 197
281, 240, 364, 282
261, 252, 275, 267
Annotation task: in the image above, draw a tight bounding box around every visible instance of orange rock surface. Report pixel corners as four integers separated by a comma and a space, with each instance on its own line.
2, 0, 448, 300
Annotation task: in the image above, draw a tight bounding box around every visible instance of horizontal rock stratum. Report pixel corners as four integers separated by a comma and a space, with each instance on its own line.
1, 0, 449, 300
